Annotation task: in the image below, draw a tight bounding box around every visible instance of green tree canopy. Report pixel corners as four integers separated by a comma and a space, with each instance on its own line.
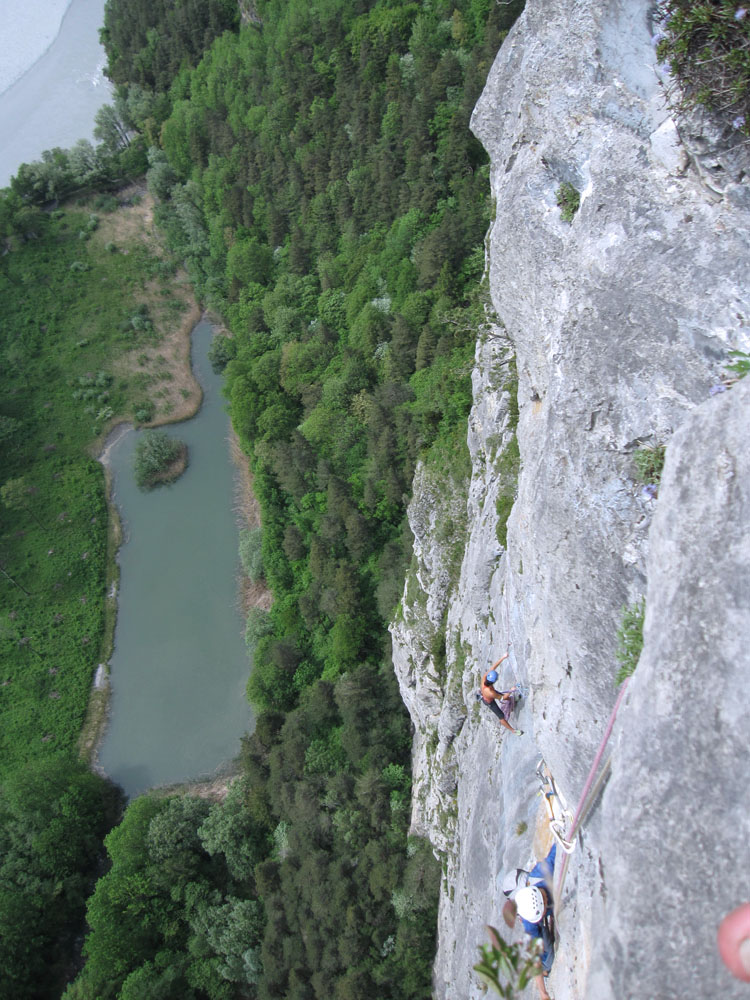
0, 758, 122, 1000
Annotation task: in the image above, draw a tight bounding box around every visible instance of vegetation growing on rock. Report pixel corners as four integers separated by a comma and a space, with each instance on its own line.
615, 598, 646, 685
556, 181, 581, 222
656, 1, 750, 135
495, 358, 520, 549
633, 444, 667, 488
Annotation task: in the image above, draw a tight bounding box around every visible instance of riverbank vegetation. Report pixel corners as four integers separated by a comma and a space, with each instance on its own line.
3, 0, 526, 996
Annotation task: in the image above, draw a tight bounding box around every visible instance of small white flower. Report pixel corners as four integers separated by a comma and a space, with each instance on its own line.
735, 7, 748, 21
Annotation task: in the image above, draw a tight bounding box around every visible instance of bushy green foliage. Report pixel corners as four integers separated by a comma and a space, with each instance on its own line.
726, 348, 750, 379
198, 778, 271, 883
0, 415, 22, 447
244, 606, 273, 651
238, 662, 442, 998
238, 526, 263, 581
474, 925, 544, 998
133, 429, 185, 488
93, 193, 119, 212
615, 598, 646, 685
495, 362, 520, 548
656, 1, 750, 134
207, 333, 237, 373
556, 182, 580, 222
0, 460, 109, 768
100, 0, 240, 90
134, 401, 155, 423
67, 792, 267, 1000
7, 127, 147, 207
633, 444, 666, 486
0, 758, 122, 1000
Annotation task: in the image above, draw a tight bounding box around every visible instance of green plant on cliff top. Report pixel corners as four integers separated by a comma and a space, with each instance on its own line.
726, 349, 750, 380
615, 598, 646, 685
556, 182, 580, 222
656, 1, 750, 135
633, 444, 666, 486
495, 360, 520, 549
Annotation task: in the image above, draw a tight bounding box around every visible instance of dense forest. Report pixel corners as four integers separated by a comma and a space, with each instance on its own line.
0, 0, 524, 996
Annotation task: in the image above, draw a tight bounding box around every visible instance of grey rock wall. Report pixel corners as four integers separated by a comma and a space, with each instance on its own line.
589, 376, 750, 999
391, 1, 750, 997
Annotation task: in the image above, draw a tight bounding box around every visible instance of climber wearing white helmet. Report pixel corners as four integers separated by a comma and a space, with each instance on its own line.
480, 652, 523, 736
503, 844, 556, 1000
516, 885, 547, 923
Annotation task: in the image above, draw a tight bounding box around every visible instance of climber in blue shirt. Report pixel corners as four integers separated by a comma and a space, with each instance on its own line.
512, 844, 557, 999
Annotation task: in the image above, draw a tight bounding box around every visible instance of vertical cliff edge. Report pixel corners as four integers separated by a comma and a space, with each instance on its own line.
391, 2, 750, 998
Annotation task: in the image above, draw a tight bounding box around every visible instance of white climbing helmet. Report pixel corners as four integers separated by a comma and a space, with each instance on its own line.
515, 885, 546, 923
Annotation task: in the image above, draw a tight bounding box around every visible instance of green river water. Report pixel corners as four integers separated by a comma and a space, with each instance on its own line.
98, 319, 253, 797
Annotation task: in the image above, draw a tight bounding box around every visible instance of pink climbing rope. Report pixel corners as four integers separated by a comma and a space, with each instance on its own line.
553, 677, 630, 902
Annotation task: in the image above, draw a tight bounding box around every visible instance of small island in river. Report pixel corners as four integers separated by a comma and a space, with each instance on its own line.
133, 429, 188, 490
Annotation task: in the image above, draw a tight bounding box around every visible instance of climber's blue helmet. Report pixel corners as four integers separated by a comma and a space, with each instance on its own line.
486, 670, 498, 684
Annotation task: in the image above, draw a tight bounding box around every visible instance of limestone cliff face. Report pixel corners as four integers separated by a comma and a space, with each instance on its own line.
390, 2, 750, 998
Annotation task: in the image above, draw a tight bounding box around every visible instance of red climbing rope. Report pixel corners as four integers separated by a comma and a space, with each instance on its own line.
553, 677, 630, 903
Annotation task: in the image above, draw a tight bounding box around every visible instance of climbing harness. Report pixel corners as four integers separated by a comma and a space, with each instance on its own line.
476, 686, 523, 724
